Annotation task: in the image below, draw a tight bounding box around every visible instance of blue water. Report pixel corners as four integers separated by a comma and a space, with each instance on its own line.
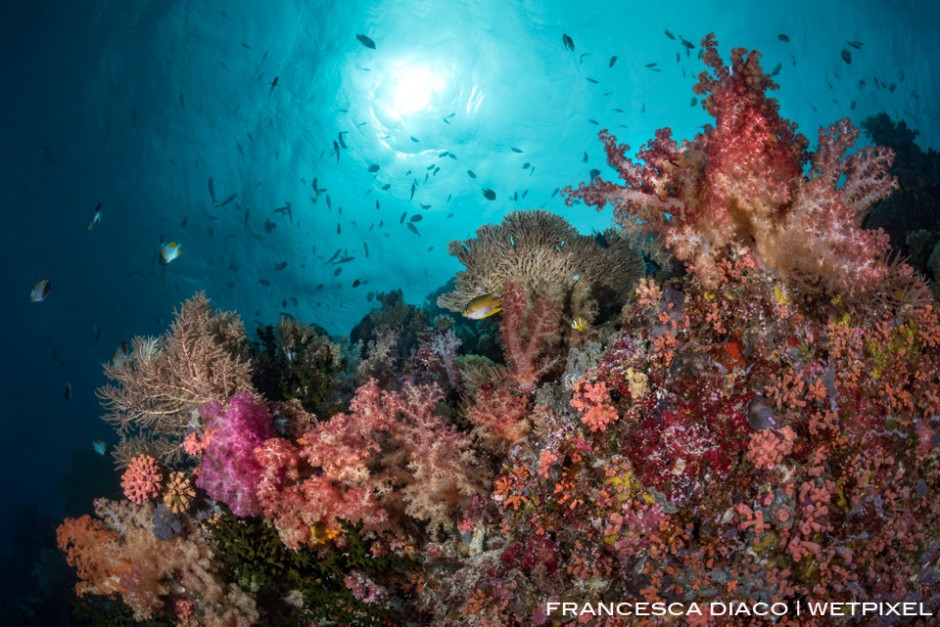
1, 0, 937, 607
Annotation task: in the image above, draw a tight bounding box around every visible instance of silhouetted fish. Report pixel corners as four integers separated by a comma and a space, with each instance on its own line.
482, 188, 496, 201
778, 34, 790, 42
356, 33, 376, 49
562, 34, 574, 51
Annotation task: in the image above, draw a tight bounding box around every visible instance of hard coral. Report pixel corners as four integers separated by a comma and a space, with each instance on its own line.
164, 470, 196, 514
121, 454, 163, 504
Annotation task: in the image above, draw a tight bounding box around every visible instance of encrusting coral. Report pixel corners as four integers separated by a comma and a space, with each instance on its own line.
437, 209, 644, 323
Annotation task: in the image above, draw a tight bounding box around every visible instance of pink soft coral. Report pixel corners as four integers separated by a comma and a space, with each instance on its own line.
196, 393, 274, 517
566, 34, 896, 300
121, 454, 163, 504
255, 379, 482, 547
500, 282, 562, 393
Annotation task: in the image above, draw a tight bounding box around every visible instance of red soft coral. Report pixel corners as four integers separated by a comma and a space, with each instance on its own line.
465, 383, 530, 444
121, 454, 163, 504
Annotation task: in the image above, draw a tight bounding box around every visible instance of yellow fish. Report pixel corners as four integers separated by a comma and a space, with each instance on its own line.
571, 317, 589, 332
462, 294, 502, 319
30, 279, 51, 302
160, 241, 182, 264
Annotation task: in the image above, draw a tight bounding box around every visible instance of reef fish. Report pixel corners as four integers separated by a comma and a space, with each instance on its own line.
30, 279, 51, 302
462, 294, 502, 320
356, 33, 376, 49
160, 241, 182, 264
88, 203, 102, 230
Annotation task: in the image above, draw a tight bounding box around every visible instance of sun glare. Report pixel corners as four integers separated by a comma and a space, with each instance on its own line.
391, 65, 442, 116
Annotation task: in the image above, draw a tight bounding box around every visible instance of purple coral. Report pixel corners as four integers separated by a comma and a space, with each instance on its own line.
196, 393, 274, 517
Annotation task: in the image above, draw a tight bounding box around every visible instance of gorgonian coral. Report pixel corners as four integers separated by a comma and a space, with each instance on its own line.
438, 210, 644, 322
99, 293, 254, 466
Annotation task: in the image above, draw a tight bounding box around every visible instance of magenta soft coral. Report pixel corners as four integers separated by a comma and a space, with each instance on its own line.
196, 393, 274, 517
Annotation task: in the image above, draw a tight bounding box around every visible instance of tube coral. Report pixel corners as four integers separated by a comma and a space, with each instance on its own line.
121, 454, 163, 504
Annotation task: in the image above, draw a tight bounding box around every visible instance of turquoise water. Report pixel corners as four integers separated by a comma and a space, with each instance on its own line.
2, 0, 938, 621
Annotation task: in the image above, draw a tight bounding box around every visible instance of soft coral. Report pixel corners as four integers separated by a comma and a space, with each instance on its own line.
567, 34, 897, 301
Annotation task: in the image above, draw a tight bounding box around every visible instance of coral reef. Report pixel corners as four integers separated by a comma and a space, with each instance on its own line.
860, 112, 940, 301
251, 315, 346, 416
58, 35, 940, 626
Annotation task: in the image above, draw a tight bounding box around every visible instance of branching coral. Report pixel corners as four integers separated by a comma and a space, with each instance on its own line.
437, 210, 644, 322
99, 292, 254, 466
251, 315, 345, 415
